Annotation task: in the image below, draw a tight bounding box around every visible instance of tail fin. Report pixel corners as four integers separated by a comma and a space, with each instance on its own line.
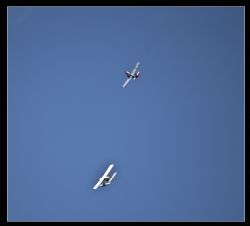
109, 172, 117, 182
133, 71, 140, 80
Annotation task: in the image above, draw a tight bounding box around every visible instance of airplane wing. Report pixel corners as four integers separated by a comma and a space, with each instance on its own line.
93, 178, 104, 189
131, 62, 140, 75
93, 164, 114, 190
122, 77, 132, 88
101, 164, 114, 179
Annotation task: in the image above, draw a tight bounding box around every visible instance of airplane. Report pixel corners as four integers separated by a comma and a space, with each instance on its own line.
93, 164, 117, 190
122, 62, 141, 88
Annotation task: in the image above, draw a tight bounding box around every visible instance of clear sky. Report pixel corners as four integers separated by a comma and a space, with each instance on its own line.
8, 7, 244, 221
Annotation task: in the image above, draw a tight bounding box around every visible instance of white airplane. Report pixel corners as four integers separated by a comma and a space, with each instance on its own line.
122, 62, 141, 88
93, 164, 117, 190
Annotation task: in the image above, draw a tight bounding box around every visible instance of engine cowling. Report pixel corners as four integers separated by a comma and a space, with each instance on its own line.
125, 71, 131, 78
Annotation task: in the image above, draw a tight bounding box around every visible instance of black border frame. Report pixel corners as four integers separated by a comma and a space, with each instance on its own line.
1, 0, 246, 223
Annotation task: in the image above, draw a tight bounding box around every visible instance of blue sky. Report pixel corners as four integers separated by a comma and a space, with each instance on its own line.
8, 7, 244, 221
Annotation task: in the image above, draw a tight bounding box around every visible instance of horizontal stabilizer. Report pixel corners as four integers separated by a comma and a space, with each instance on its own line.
109, 172, 117, 183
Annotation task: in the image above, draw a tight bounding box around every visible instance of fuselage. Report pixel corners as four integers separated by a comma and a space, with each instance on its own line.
122, 62, 140, 88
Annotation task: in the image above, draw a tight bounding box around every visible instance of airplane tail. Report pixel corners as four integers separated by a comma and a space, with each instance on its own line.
109, 172, 117, 183
133, 71, 140, 80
